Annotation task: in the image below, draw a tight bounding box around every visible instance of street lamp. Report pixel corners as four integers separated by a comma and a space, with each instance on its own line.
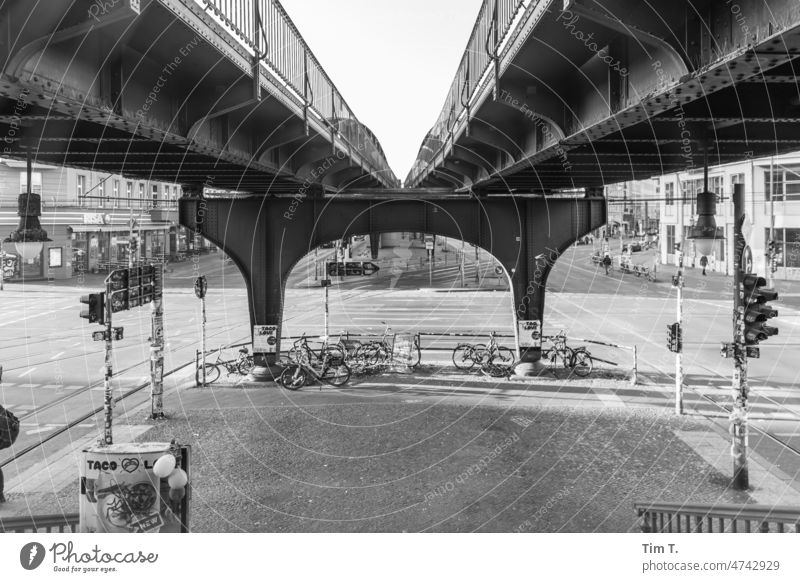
687, 190, 722, 255
3, 152, 50, 267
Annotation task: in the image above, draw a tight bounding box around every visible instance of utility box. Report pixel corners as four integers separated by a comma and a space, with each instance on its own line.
79, 442, 191, 533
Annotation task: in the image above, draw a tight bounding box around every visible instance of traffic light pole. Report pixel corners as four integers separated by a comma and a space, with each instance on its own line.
675, 248, 684, 415
324, 278, 329, 337
732, 183, 749, 490
102, 280, 114, 445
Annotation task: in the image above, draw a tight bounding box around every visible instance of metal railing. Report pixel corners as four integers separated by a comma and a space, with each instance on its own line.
196, 0, 396, 185
635, 503, 800, 533
0, 513, 79, 533
407, 0, 530, 184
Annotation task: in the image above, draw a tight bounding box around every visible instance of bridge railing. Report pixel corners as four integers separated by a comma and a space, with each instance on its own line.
634, 502, 800, 533
408, 0, 530, 184
0, 513, 80, 533
195, 0, 395, 184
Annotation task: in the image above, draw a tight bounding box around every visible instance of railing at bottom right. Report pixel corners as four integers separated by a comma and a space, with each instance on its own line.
634, 502, 800, 533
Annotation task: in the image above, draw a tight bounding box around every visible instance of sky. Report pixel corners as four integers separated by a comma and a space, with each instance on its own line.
279, 0, 484, 182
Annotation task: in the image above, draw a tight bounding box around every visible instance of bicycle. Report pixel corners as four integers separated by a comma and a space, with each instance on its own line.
196, 346, 254, 384
287, 334, 345, 367
452, 332, 514, 373
278, 347, 351, 390
541, 332, 593, 377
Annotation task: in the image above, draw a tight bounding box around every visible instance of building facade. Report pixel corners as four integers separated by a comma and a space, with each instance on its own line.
657, 151, 800, 280
0, 159, 209, 280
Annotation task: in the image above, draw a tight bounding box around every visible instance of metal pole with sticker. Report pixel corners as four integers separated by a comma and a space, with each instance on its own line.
150, 263, 165, 419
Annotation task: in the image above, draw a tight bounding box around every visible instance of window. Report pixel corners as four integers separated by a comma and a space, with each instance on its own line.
138, 183, 145, 208
77, 175, 86, 206
152, 185, 159, 209
98, 181, 105, 207
48, 247, 63, 269
19, 171, 42, 194
769, 228, 800, 268
765, 166, 800, 201
665, 182, 675, 205
666, 225, 675, 254
126, 182, 133, 209
732, 173, 745, 186
113, 180, 120, 207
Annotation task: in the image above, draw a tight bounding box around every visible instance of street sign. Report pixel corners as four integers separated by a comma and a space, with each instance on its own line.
494, 266, 504, 276
425, 242, 434, 251
194, 276, 207, 299
362, 262, 380, 276
518, 320, 542, 349
326, 261, 380, 277
253, 325, 278, 353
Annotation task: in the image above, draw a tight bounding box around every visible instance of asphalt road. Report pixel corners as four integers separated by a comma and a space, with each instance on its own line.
1, 237, 799, 522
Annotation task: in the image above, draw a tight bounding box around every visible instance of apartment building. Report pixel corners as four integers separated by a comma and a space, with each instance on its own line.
0, 159, 206, 280
657, 151, 800, 280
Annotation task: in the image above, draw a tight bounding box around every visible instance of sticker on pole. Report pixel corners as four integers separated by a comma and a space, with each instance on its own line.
518, 320, 542, 348
253, 325, 278, 353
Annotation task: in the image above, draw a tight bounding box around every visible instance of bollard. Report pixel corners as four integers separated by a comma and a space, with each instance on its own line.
631, 345, 638, 386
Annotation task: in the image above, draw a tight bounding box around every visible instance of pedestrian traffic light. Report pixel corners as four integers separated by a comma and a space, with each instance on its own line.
741, 273, 778, 345
80, 292, 105, 325
667, 322, 682, 353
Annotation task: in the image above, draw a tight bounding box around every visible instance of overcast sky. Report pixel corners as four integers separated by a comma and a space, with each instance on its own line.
280, 0, 484, 182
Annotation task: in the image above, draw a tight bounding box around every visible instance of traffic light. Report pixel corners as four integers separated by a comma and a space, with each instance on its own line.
741, 273, 778, 345
667, 322, 682, 353
108, 268, 129, 291
80, 292, 105, 325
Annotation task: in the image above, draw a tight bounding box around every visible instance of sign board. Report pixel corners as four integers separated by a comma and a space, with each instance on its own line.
742, 245, 753, 274
194, 276, 207, 299
253, 325, 278, 353
518, 320, 542, 349
425, 242, 434, 251
327, 262, 380, 277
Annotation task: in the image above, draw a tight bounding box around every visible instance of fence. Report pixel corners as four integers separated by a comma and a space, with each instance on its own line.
634, 502, 800, 533
407, 0, 531, 184
0, 513, 79, 533
194, 0, 395, 184
571, 338, 638, 385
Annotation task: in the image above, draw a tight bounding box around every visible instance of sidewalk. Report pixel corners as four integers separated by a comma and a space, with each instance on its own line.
3, 366, 798, 532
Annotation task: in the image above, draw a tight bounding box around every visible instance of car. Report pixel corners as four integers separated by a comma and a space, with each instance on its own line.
623, 242, 643, 253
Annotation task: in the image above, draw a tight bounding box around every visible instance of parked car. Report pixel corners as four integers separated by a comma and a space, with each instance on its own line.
622, 242, 643, 253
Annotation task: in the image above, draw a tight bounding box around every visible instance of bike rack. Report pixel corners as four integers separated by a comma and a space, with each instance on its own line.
572, 339, 638, 386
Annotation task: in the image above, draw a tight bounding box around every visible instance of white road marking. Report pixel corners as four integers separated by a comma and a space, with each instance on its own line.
25, 424, 62, 436
18, 368, 36, 377
50, 351, 65, 360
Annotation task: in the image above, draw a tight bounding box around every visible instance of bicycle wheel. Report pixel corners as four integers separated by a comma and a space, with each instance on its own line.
320, 361, 351, 386
494, 346, 516, 365
279, 364, 308, 390
452, 344, 476, 370
570, 349, 594, 377
237, 355, 254, 375
470, 344, 489, 366
364, 343, 386, 366
196, 363, 220, 385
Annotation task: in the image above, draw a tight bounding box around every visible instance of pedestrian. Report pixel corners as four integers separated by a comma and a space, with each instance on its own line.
700, 255, 708, 276
0, 403, 20, 503
602, 252, 612, 276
